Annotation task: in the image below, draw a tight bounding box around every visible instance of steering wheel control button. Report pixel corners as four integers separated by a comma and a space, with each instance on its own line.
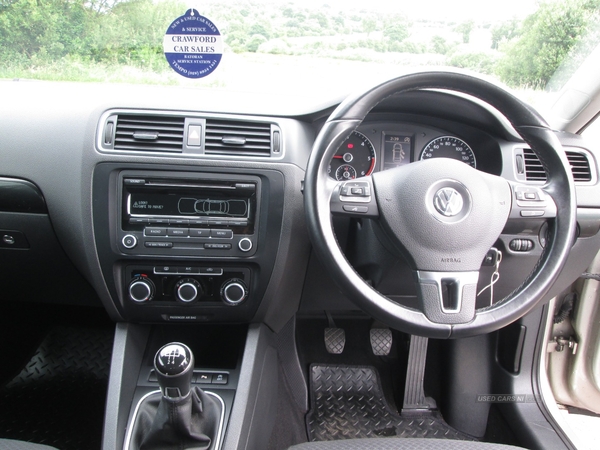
122, 234, 137, 249
433, 188, 464, 217
238, 237, 253, 252
145, 227, 167, 236
340, 181, 371, 201
221, 279, 248, 305
129, 277, 155, 303
521, 210, 545, 217
343, 205, 369, 214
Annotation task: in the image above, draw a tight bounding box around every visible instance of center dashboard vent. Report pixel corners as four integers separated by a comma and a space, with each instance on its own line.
205, 119, 272, 157
113, 114, 185, 153
523, 148, 592, 182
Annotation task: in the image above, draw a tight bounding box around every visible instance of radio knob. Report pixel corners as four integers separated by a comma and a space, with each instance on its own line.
175, 278, 202, 303
129, 277, 155, 303
221, 279, 248, 306
238, 238, 253, 252
122, 234, 137, 249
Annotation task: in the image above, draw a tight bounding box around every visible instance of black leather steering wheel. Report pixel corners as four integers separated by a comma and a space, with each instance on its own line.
304, 71, 577, 338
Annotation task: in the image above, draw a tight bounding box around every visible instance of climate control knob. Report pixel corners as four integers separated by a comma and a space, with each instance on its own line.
220, 279, 248, 306
129, 276, 155, 303
175, 278, 203, 303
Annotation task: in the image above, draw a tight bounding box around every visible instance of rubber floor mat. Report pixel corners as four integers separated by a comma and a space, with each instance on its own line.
0, 326, 113, 450
306, 364, 475, 442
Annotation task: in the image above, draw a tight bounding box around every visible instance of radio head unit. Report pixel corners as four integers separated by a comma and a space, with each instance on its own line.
118, 171, 259, 257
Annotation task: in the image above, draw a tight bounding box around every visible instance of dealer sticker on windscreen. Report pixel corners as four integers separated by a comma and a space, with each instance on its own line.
163, 9, 223, 79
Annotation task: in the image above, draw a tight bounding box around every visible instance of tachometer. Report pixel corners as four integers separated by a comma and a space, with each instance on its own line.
328, 131, 376, 180
420, 136, 476, 168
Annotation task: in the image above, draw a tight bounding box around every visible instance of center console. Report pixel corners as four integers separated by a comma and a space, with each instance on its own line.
92, 163, 285, 324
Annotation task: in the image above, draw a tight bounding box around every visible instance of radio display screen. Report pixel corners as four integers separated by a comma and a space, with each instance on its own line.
129, 193, 249, 218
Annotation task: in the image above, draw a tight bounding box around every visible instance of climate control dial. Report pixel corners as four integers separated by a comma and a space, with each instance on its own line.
129, 276, 155, 303
220, 279, 248, 306
175, 278, 203, 303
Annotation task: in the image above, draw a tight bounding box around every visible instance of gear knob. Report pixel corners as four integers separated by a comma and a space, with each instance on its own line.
154, 342, 195, 400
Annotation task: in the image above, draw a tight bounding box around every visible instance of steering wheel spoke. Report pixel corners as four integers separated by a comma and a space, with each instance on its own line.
416, 270, 480, 324
508, 182, 557, 220
330, 176, 379, 218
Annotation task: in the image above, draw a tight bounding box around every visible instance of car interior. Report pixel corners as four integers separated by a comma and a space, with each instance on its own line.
1, 26, 600, 450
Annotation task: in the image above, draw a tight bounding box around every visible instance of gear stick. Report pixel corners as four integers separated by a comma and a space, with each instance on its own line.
127, 342, 222, 450
154, 342, 195, 400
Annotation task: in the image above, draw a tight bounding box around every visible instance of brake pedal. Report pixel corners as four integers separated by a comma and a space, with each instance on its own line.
370, 328, 392, 355
324, 328, 345, 354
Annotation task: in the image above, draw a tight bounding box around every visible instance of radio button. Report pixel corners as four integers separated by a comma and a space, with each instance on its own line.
170, 219, 190, 226
211, 229, 233, 239
129, 218, 148, 225
208, 219, 228, 226
230, 220, 248, 227
145, 227, 167, 236
190, 219, 209, 226
145, 241, 173, 248
168, 227, 189, 237
148, 218, 169, 225
189, 228, 210, 237
204, 243, 232, 250
177, 266, 200, 274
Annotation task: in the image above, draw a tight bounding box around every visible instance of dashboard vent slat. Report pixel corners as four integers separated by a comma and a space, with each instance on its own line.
114, 114, 185, 153
522, 148, 592, 182
205, 119, 272, 156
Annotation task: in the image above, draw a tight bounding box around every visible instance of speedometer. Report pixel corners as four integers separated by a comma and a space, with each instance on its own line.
328, 131, 376, 180
420, 136, 476, 168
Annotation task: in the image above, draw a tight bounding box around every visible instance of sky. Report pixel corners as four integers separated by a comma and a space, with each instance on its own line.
190, 0, 539, 22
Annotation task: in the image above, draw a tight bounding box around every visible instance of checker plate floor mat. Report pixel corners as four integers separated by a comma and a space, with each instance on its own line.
306, 364, 476, 442
0, 326, 113, 450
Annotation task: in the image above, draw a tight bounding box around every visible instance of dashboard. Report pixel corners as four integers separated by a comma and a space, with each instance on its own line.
1, 80, 600, 333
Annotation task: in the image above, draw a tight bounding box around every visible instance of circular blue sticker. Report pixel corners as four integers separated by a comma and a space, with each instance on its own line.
163, 9, 223, 79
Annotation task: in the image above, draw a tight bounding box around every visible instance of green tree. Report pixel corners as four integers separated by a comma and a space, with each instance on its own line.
454, 20, 474, 44
430, 35, 449, 54
383, 23, 409, 43
490, 19, 519, 50
496, 0, 600, 88
362, 17, 376, 37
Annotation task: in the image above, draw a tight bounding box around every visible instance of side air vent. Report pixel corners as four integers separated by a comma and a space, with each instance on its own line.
205, 119, 272, 156
114, 114, 185, 152
523, 148, 592, 182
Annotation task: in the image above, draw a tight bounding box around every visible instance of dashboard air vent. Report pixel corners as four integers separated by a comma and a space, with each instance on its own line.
523, 148, 592, 182
205, 119, 272, 156
114, 114, 185, 152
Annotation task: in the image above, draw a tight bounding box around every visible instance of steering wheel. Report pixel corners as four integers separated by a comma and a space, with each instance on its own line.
304, 71, 577, 338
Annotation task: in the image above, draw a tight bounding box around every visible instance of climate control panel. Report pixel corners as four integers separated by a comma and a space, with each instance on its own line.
124, 265, 250, 306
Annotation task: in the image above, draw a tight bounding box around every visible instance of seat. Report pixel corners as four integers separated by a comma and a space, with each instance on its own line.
288, 438, 527, 450
0, 439, 59, 450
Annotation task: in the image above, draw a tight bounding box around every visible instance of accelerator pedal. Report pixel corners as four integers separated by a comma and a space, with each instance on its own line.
402, 335, 437, 413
